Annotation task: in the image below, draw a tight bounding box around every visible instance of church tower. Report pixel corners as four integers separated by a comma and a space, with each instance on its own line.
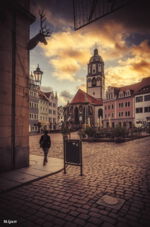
87, 48, 105, 99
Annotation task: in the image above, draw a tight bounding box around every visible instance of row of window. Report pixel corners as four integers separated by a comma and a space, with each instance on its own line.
30, 126, 38, 132
29, 91, 38, 97
119, 111, 130, 117
118, 91, 131, 98
29, 113, 38, 120
30, 108, 57, 115
29, 102, 38, 109
40, 107, 48, 112
88, 64, 102, 74
106, 91, 131, 100
119, 102, 130, 107
49, 102, 57, 107
106, 93, 114, 99
105, 113, 114, 118
40, 100, 49, 105
49, 118, 56, 123
105, 102, 131, 109
105, 104, 114, 110
49, 110, 56, 115
29, 96, 57, 107
136, 95, 150, 102
105, 111, 131, 118
40, 115, 49, 121
136, 107, 150, 113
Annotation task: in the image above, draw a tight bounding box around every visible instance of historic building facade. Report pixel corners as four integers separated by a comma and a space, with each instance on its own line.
29, 75, 39, 133
29, 65, 58, 132
134, 80, 150, 128
64, 48, 104, 128
38, 91, 49, 131
103, 77, 150, 128
44, 91, 58, 130
87, 48, 105, 99
29, 65, 43, 133
58, 106, 64, 129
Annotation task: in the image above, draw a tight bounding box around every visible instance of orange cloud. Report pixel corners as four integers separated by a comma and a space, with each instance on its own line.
131, 60, 150, 75
131, 40, 150, 59
41, 20, 129, 81
40, 20, 150, 89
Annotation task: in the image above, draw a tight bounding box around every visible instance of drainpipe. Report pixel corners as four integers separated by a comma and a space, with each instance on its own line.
11, 7, 16, 169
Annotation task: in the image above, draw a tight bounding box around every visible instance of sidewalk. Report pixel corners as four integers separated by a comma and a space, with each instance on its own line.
0, 155, 64, 193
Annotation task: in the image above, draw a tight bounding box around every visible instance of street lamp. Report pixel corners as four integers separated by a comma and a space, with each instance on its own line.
33, 64, 43, 87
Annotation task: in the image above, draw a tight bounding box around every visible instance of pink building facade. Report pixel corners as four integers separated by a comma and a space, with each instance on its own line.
103, 87, 134, 128
103, 77, 150, 128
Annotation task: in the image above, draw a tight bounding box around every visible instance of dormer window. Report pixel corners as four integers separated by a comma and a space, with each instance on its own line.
119, 91, 124, 98
125, 90, 131, 97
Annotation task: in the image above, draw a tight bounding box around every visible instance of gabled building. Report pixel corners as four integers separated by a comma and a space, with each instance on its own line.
64, 89, 103, 128
38, 91, 49, 131
103, 77, 150, 128
134, 77, 150, 127
64, 48, 104, 128
29, 73, 39, 133
44, 91, 58, 130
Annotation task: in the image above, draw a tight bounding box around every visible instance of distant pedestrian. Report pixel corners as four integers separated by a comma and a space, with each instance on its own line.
39, 130, 51, 166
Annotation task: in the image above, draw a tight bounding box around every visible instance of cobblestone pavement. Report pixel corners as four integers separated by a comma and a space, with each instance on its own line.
0, 135, 150, 227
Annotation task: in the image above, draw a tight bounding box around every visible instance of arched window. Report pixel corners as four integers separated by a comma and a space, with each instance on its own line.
88, 65, 91, 73
119, 91, 124, 98
92, 64, 96, 74
92, 78, 96, 87
98, 64, 101, 72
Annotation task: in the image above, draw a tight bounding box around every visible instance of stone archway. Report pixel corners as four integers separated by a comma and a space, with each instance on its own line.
74, 107, 79, 124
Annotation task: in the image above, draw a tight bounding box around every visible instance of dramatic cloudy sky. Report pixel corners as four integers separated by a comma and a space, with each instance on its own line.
30, 0, 150, 105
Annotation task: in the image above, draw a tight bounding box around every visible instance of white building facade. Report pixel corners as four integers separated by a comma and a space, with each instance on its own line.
38, 91, 49, 131
135, 87, 150, 128
44, 92, 58, 130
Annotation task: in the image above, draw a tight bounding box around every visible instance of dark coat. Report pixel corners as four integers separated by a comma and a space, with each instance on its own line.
39, 134, 51, 148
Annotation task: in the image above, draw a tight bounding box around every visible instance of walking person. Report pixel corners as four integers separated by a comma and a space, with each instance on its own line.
39, 130, 51, 166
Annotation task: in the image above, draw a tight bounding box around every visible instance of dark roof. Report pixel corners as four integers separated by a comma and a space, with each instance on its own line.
89, 48, 104, 63
120, 77, 150, 92
108, 77, 150, 94
71, 89, 102, 105
38, 90, 49, 102
44, 92, 53, 98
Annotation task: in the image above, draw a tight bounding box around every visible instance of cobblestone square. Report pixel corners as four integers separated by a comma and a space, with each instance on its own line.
0, 133, 150, 227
